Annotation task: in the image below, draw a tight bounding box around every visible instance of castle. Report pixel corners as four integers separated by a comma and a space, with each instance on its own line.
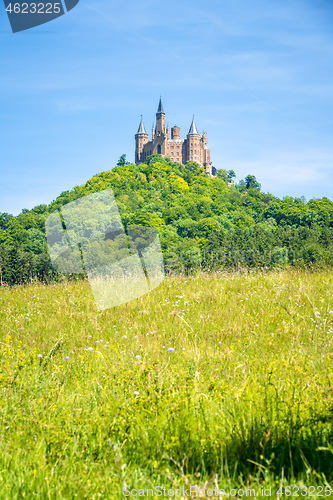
135, 98, 212, 176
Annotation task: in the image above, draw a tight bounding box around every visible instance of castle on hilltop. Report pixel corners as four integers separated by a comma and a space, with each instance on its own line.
135, 98, 212, 176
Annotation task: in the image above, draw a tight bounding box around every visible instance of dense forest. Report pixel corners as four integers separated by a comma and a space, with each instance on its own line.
1, 154, 333, 285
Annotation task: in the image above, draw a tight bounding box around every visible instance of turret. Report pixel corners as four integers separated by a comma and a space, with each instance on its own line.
135, 116, 148, 164
186, 116, 200, 163
188, 116, 199, 136
171, 125, 180, 139
155, 97, 166, 135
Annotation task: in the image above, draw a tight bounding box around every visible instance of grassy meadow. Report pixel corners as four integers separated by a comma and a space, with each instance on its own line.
1, 269, 333, 498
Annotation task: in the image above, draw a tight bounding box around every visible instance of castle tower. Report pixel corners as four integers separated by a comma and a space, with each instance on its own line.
186, 117, 212, 175
171, 125, 180, 139
135, 117, 148, 164
186, 116, 200, 162
155, 97, 166, 136
201, 131, 212, 175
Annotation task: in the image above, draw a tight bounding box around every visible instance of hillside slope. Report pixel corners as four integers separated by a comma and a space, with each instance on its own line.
1, 155, 333, 284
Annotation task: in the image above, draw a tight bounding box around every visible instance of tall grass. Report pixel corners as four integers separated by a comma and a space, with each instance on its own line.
1, 268, 333, 498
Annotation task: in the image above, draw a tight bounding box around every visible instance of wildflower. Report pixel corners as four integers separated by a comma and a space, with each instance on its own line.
122, 335, 127, 339
167, 347, 175, 352
96, 341, 100, 343
88, 335, 92, 338
162, 346, 165, 349
100, 340, 103, 342
218, 342, 222, 345
86, 347, 93, 351
135, 355, 140, 360
38, 354, 43, 358
64, 356, 70, 360
182, 348, 185, 350
329, 311, 333, 314
134, 391, 140, 396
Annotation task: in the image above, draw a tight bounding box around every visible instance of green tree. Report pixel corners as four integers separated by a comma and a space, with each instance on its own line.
245, 175, 261, 190
216, 169, 228, 182
116, 154, 130, 166
227, 170, 236, 181
236, 179, 247, 193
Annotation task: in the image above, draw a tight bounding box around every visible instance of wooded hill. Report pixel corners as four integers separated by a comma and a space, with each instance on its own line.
1, 154, 333, 285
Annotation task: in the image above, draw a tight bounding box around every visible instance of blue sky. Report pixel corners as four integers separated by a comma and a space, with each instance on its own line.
1, 0, 333, 215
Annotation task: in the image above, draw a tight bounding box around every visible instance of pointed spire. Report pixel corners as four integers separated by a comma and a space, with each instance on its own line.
157, 96, 165, 114
137, 115, 147, 135
188, 116, 198, 135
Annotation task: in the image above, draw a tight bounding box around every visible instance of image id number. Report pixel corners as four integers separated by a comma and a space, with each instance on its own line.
277, 486, 332, 496
6, 3, 62, 14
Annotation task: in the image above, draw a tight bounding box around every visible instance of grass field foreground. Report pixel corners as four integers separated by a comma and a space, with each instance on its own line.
1, 269, 333, 498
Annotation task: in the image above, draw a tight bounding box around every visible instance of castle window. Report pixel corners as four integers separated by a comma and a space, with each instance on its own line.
157, 145, 161, 154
